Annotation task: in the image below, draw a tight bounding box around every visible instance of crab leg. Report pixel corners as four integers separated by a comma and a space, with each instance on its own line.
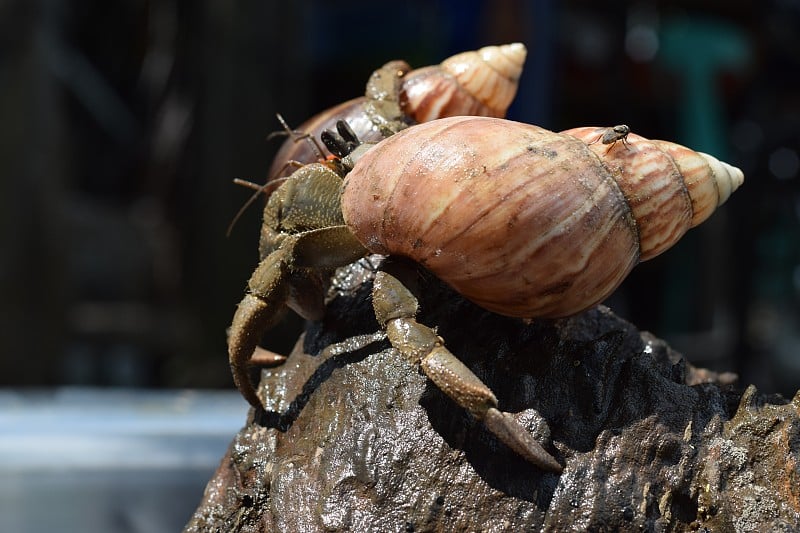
229, 226, 368, 409
229, 247, 293, 408
371, 268, 562, 472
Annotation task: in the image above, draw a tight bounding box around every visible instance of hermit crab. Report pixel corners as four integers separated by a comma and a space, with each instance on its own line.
268, 43, 527, 179
228, 116, 744, 472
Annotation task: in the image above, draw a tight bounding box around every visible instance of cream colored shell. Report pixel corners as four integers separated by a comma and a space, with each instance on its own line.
341, 117, 743, 319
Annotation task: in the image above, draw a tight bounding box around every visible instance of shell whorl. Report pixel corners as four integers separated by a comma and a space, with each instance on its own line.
400, 43, 527, 122
563, 127, 744, 260
652, 141, 744, 219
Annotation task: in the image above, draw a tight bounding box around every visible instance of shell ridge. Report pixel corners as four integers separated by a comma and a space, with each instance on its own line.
576, 139, 642, 256
453, 186, 640, 318
617, 136, 694, 258
628, 145, 692, 258
697, 152, 743, 206
651, 140, 719, 227
707, 155, 723, 208
638, 149, 694, 254
454, 170, 634, 285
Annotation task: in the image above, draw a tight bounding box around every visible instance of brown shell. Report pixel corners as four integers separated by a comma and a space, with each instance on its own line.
268, 44, 527, 179
341, 117, 744, 319
564, 127, 745, 259
400, 43, 527, 122
268, 97, 386, 180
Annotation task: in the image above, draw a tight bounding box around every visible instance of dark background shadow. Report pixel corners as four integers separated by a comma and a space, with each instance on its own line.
1, 0, 798, 397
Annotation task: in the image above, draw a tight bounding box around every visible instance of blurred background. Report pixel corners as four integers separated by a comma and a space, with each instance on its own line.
1, 0, 798, 531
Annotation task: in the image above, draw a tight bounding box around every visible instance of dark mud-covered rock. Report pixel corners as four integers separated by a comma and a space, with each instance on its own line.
185, 261, 800, 532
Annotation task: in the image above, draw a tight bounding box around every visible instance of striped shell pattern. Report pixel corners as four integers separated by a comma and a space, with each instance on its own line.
341, 117, 743, 319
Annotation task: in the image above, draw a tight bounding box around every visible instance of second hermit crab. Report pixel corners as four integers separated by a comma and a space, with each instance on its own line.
228, 114, 744, 472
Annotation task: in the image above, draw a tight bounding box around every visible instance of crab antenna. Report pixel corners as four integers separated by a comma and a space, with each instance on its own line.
226, 175, 292, 237
266, 113, 327, 163
233, 178, 266, 191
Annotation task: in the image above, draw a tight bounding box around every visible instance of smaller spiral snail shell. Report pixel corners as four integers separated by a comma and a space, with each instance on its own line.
400, 43, 527, 122
341, 117, 744, 319
268, 44, 526, 179
398, 43, 526, 123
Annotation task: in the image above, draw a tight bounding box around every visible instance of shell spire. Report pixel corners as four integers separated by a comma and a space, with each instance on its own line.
563, 126, 744, 260
400, 43, 527, 122
651, 141, 744, 224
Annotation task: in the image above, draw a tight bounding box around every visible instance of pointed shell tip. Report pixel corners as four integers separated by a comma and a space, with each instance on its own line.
698, 152, 744, 205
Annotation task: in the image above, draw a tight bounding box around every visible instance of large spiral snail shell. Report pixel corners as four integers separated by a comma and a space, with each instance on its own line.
341, 117, 743, 319
268, 44, 526, 178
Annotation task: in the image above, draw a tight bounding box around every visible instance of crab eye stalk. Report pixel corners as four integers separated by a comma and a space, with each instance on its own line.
335, 119, 360, 149
321, 120, 362, 159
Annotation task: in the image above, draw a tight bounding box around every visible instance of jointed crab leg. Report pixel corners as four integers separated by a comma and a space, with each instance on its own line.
229, 224, 369, 409
229, 247, 293, 408
371, 267, 563, 472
